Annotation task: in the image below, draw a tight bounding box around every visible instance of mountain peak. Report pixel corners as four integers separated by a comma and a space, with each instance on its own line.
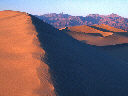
108, 13, 120, 17
88, 14, 100, 17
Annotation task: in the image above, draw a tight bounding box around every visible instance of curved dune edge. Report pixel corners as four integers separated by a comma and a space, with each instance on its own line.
67, 25, 113, 37
91, 24, 127, 32
67, 32, 128, 46
61, 25, 128, 46
0, 10, 56, 96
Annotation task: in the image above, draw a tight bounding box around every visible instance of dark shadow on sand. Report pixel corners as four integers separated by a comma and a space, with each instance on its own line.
90, 26, 113, 32
30, 15, 128, 96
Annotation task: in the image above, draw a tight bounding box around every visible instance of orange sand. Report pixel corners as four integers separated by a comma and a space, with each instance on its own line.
0, 10, 55, 96
68, 25, 113, 37
92, 24, 127, 32
62, 25, 128, 46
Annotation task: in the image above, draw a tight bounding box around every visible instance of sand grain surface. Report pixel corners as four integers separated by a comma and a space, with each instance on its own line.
0, 10, 55, 96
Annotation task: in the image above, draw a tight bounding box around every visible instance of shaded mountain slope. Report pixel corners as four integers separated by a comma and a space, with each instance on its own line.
36, 13, 128, 31
31, 14, 128, 96
1, 10, 128, 96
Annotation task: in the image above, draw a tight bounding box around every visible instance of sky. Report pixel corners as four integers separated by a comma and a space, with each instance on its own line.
0, 0, 128, 17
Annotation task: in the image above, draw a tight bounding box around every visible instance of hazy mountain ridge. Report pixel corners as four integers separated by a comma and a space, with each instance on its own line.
36, 13, 128, 31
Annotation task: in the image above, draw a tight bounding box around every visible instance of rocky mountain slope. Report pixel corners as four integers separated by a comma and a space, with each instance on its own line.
36, 13, 128, 31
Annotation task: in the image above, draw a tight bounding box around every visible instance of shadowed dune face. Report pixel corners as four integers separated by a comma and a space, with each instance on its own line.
30, 15, 128, 96
62, 25, 128, 46
0, 10, 55, 96
97, 43, 128, 63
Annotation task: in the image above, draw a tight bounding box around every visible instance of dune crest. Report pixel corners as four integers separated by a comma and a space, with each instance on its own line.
91, 24, 127, 32
61, 25, 128, 46
68, 25, 113, 37
0, 10, 56, 96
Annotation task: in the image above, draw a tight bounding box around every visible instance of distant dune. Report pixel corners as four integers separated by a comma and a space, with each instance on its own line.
62, 25, 128, 46
0, 10, 55, 96
1, 10, 128, 96
91, 24, 127, 32
68, 25, 113, 37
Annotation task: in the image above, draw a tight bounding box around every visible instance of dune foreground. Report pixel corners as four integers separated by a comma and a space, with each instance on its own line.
1, 10, 128, 96
0, 10, 55, 96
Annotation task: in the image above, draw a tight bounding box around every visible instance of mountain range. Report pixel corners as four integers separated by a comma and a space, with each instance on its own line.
36, 13, 128, 31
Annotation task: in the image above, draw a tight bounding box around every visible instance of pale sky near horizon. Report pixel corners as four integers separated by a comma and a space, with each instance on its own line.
0, 0, 128, 17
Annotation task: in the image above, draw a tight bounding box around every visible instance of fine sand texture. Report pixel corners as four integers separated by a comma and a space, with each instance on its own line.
0, 10, 55, 96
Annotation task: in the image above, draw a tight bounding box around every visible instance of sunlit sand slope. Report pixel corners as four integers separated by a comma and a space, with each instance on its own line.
63, 25, 128, 46
91, 24, 127, 32
0, 10, 55, 96
68, 25, 113, 37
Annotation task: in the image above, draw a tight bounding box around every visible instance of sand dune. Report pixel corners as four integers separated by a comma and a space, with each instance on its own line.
63, 25, 128, 46
91, 24, 127, 32
0, 10, 55, 96
1, 10, 128, 96
68, 25, 113, 37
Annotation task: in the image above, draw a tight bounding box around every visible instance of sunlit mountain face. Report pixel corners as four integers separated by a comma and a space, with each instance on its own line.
36, 13, 128, 31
